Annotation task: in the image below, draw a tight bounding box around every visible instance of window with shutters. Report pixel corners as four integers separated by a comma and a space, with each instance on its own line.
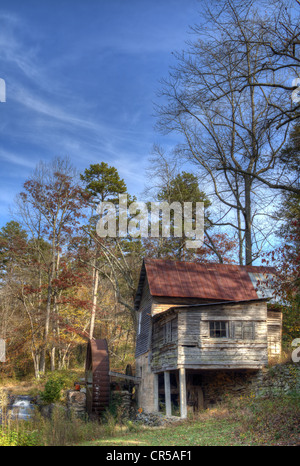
233, 321, 255, 340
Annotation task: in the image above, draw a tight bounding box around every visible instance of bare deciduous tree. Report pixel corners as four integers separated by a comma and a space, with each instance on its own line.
156, 0, 298, 264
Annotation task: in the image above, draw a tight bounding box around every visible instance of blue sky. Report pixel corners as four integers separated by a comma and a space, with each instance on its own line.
0, 0, 200, 226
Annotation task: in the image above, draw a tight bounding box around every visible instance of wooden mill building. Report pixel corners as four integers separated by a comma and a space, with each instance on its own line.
134, 258, 282, 418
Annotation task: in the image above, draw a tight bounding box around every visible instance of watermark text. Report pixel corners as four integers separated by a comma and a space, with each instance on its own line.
96, 194, 204, 249
292, 338, 300, 363
0, 78, 6, 102
0, 338, 5, 362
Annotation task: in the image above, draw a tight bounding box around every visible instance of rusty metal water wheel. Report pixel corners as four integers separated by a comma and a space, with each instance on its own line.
85, 339, 110, 417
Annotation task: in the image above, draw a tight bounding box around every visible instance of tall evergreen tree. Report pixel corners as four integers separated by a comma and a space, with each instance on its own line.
79, 162, 138, 337
0, 221, 28, 277
80, 162, 127, 204
152, 171, 211, 260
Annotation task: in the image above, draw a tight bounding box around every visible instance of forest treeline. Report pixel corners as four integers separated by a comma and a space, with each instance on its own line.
0, 0, 299, 378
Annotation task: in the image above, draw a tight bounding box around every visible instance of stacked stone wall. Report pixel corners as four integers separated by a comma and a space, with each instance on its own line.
250, 364, 300, 397
197, 364, 300, 408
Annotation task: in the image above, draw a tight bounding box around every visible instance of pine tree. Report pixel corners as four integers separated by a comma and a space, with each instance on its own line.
0, 221, 28, 277
80, 162, 127, 204
154, 171, 211, 260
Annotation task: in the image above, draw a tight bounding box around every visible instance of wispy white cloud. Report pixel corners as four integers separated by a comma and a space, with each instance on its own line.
11, 84, 102, 131
0, 1, 196, 229
0, 148, 36, 169
0, 13, 42, 80
9, 83, 153, 160
0, 9, 158, 147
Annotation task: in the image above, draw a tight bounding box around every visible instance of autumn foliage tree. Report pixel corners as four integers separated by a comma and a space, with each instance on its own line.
10, 157, 90, 375
0, 159, 142, 377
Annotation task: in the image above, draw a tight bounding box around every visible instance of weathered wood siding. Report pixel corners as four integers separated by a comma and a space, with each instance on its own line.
152, 311, 178, 372
151, 301, 269, 371
135, 277, 152, 358
267, 310, 282, 358
177, 302, 268, 369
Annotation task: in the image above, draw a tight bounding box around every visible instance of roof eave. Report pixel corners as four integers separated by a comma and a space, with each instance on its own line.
152, 297, 271, 319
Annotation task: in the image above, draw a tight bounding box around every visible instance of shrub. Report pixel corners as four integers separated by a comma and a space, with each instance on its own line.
40, 378, 63, 404
40, 370, 78, 404
0, 426, 38, 446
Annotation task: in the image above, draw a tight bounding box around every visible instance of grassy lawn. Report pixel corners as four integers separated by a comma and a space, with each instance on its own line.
81, 418, 241, 446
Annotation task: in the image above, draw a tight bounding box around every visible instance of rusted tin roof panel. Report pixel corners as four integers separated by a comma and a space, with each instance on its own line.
142, 258, 275, 302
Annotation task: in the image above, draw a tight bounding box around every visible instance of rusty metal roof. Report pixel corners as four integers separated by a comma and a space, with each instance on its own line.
134, 258, 275, 308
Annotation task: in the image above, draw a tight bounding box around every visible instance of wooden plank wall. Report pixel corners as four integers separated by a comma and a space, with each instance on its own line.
151, 301, 270, 371
178, 302, 268, 368
267, 310, 282, 358
152, 311, 178, 372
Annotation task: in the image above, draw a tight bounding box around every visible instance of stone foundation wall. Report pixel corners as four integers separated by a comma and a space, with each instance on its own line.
199, 370, 255, 407
250, 363, 300, 397
197, 364, 300, 408
67, 389, 86, 417
136, 352, 156, 413
110, 390, 135, 418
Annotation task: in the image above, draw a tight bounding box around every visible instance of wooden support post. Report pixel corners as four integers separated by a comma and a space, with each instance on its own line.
164, 371, 172, 417
179, 367, 187, 419
153, 373, 159, 412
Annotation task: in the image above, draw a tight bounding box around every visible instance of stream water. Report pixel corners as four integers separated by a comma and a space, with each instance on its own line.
0, 395, 35, 422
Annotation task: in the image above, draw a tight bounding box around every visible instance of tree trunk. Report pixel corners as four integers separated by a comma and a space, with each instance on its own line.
32, 351, 40, 379
40, 232, 57, 374
50, 347, 55, 371
244, 174, 252, 265
39, 265, 53, 374
89, 265, 99, 340
237, 206, 244, 265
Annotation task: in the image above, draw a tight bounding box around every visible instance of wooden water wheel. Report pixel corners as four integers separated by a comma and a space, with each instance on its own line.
85, 339, 110, 416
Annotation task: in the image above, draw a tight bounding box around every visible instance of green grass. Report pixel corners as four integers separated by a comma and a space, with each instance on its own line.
81, 418, 240, 446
